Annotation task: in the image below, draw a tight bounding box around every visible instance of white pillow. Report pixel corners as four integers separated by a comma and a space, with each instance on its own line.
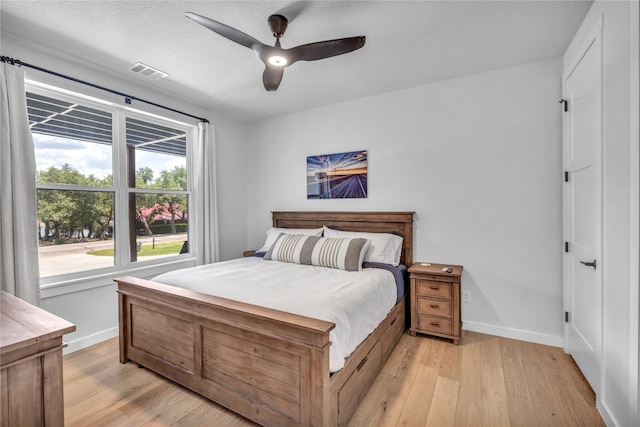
257, 227, 323, 253
322, 226, 404, 266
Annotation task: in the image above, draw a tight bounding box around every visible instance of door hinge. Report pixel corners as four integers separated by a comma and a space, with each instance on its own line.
565, 241, 569, 253
559, 98, 568, 112
565, 311, 569, 322
564, 171, 569, 182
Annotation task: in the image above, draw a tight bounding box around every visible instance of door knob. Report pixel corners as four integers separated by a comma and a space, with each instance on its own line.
580, 259, 597, 269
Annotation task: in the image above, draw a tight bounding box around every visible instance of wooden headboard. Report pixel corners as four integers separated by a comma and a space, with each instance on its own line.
272, 211, 414, 267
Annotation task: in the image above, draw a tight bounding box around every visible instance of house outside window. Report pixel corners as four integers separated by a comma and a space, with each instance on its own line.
27, 85, 195, 285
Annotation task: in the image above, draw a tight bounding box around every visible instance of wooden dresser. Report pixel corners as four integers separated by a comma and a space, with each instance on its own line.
1, 291, 76, 427
408, 263, 463, 345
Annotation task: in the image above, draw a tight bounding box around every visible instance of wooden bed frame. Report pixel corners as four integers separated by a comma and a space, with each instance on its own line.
116, 211, 414, 426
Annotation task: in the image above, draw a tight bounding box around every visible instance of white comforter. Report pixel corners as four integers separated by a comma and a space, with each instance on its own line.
153, 257, 397, 372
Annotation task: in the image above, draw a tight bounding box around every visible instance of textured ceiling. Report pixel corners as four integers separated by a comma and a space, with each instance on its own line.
1, 1, 592, 122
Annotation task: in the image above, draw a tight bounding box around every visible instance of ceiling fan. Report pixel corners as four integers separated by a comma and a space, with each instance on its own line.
185, 12, 366, 91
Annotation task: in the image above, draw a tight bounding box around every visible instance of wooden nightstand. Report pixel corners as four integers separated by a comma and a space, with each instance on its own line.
408, 263, 463, 345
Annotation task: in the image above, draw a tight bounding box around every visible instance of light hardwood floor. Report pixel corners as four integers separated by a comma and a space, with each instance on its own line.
62, 331, 605, 426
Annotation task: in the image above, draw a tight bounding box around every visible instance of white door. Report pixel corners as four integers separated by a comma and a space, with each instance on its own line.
563, 20, 602, 393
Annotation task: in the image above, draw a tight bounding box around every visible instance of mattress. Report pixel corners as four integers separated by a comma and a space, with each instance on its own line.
153, 256, 398, 372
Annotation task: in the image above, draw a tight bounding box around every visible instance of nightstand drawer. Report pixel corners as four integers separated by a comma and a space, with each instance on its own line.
416, 280, 452, 299
416, 273, 458, 283
417, 297, 452, 318
418, 315, 452, 335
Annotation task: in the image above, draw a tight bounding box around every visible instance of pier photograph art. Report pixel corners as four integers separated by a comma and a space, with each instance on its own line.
307, 150, 367, 199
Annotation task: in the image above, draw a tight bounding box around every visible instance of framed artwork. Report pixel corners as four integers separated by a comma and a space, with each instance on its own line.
307, 150, 368, 199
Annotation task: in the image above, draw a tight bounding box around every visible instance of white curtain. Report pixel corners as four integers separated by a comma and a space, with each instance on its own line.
0, 64, 40, 306
195, 121, 219, 264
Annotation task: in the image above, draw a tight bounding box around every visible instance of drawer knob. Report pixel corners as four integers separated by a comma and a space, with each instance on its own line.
430, 321, 440, 326
429, 286, 440, 290
429, 304, 440, 308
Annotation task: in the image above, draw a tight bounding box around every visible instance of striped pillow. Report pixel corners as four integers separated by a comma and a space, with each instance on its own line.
264, 233, 370, 271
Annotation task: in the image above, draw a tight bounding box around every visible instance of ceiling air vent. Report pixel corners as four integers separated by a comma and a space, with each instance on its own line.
128, 62, 168, 80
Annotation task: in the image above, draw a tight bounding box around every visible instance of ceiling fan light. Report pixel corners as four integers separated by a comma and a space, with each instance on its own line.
268, 55, 287, 66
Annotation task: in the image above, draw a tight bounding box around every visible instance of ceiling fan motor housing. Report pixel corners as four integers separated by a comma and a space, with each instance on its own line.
268, 14, 288, 38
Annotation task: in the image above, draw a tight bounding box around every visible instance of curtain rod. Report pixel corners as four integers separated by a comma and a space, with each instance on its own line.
1, 55, 209, 123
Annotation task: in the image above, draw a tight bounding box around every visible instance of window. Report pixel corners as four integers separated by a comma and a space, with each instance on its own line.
125, 117, 189, 263
28, 86, 194, 282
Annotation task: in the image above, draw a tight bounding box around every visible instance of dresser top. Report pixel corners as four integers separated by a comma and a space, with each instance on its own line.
1, 291, 76, 355
408, 262, 463, 277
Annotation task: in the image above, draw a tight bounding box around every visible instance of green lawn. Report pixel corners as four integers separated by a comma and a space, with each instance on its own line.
87, 241, 184, 256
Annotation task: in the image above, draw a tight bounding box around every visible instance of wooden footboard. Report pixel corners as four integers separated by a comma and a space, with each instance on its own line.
118, 276, 334, 426
117, 277, 405, 427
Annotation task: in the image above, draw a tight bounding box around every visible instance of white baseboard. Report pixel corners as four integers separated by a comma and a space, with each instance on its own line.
63, 327, 118, 355
597, 399, 617, 427
462, 320, 564, 348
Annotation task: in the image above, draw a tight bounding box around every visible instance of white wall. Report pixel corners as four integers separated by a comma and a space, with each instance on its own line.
563, 1, 640, 426
245, 58, 564, 346
1, 34, 249, 352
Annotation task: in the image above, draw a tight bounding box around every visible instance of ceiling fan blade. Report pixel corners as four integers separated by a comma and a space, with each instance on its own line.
185, 12, 263, 50
263, 66, 285, 91
287, 36, 366, 64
